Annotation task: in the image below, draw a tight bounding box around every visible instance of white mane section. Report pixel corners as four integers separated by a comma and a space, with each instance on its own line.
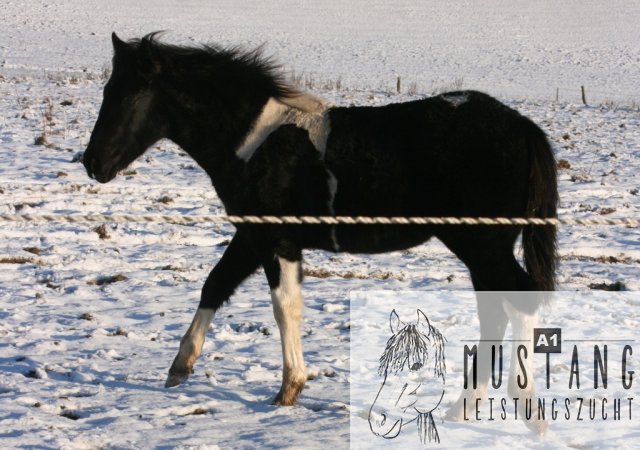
235, 98, 287, 161
235, 91, 332, 161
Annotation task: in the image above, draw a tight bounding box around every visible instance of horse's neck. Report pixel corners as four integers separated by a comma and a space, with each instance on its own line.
172, 89, 330, 204
235, 92, 331, 161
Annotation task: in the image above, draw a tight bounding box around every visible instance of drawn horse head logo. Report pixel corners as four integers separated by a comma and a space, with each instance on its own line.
368, 309, 446, 444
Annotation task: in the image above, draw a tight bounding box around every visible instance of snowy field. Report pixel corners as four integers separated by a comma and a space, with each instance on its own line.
0, 1, 639, 448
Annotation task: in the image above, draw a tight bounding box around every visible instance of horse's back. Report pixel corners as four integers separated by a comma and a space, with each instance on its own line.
325, 91, 541, 218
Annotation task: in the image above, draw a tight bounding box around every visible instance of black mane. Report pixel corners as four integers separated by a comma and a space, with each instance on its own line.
125, 33, 297, 101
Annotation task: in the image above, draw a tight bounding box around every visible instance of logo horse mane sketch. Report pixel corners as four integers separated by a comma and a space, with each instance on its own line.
369, 309, 446, 444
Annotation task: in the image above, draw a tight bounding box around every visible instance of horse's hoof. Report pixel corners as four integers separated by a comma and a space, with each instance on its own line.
165, 371, 189, 388
271, 378, 305, 406
271, 392, 297, 406
271, 387, 302, 406
525, 417, 548, 437
444, 405, 465, 422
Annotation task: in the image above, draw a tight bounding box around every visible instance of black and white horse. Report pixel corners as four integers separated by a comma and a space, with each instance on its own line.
83, 33, 558, 415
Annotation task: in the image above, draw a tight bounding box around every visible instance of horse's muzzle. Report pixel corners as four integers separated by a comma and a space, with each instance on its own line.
83, 150, 115, 183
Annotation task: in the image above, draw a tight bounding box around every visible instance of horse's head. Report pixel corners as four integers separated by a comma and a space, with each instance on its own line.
83, 33, 168, 183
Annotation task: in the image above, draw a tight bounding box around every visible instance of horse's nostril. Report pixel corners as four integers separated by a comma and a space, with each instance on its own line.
90, 160, 99, 179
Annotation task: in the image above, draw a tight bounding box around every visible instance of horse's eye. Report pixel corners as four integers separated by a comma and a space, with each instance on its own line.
410, 362, 423, 371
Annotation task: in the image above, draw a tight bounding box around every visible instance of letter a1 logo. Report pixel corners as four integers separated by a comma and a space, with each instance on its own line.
533, 328, 561, 353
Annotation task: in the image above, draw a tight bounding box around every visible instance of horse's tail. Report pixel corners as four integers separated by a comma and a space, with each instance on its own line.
522, 122, 558, 291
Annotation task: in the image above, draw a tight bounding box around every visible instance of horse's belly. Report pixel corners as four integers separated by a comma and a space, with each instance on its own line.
333, 225, 432, 254
297, 224, 431, 254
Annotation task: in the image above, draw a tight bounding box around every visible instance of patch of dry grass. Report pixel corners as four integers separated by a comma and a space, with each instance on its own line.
303, 266, 403, 281
0, 256, 34, 264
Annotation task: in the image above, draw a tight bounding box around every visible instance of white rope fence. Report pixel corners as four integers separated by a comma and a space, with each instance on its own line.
0, 214, 637, 227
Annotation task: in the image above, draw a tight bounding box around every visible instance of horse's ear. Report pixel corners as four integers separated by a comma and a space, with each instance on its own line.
416, 309, 431, 333
389, 310, 402, 334
111, 32, 129, 54
137, 34, 169, 79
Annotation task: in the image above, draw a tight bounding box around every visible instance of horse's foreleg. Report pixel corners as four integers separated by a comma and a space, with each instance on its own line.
165, 308, 214, 388
165, 233, 260, 388
263, 253, 306, 406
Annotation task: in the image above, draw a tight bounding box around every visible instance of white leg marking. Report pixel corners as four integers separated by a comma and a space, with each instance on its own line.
445, 367, 489, 422
447, 298, 507, 421
502, 300, 537, 397
165, 308, 214, 387
182, 308, 215, 362
271, 257, 306, 405
503, 300, 547, 435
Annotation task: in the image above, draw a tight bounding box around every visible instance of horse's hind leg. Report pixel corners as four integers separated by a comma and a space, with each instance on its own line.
438, 228, 546, 433
262, 250, 307, 406
445, 291, 509, 421
502, 295, 547, 435
165, 233, 260, 388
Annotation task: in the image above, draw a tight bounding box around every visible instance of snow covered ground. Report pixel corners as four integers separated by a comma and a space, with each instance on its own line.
0, 1, 639, 448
